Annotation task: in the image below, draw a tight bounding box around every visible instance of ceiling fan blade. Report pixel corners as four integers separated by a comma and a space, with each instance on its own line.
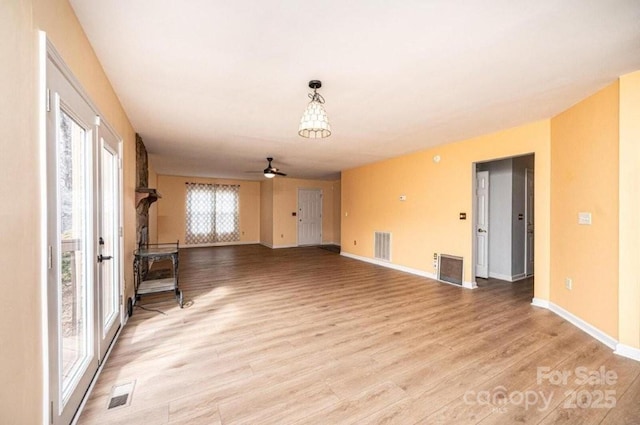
275, 171, 287, 176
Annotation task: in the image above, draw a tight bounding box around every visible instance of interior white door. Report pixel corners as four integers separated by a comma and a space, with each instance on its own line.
47, 56, 99, 425
97, 127, 122, 360
525, 168, 535, 276
475, 171, 490, 278
298, 188, 322, 245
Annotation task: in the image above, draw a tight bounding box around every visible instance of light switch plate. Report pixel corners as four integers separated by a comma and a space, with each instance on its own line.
578, 212, 592, 225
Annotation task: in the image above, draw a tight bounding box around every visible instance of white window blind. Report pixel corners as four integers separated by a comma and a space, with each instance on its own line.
185, 183, 240, 244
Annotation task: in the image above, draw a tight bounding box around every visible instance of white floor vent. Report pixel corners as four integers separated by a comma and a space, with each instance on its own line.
374, 232, 391, 261
107, 381, 135, 410
438, 254, 463, 286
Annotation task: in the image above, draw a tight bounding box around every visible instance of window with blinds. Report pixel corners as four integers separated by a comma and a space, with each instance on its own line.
185, 183, 240, 244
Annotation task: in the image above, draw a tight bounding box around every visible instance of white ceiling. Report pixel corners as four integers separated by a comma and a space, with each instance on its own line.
70, 0, 640, 181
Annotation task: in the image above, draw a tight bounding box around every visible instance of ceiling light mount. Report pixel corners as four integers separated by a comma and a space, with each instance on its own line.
309, 80, 322, 90
299, 79, 331, 139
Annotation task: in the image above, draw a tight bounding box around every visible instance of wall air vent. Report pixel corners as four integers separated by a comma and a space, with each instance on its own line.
438, 254, 463, 286
374, 232, 391, 261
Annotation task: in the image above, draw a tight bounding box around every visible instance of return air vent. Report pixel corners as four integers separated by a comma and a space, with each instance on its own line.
374, 232, 391, 261
438, 254, 463, 286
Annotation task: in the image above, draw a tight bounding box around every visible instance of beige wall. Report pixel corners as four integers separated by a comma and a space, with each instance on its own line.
1, 2, 41, 423
0, 0, 137, 421
156, 175, 261, 245
550, 82, 620, 338
619, 70, 640, 349
260, 179, 274, 246
271, 178, 341, 247
342, 120, 551, 297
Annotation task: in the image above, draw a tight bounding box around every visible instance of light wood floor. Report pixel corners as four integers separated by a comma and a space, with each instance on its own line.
78, 245, 640, 424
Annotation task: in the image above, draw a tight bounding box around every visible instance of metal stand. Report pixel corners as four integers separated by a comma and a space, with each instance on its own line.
133, 241, 182, 310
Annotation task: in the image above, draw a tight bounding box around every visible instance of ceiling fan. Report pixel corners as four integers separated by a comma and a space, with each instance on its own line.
263, 157, 287, 178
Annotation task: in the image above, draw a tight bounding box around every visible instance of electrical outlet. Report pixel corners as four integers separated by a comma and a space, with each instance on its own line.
565, 278, 573, 290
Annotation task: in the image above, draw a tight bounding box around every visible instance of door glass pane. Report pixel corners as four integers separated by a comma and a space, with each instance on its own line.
101, 146, 118, 331
58, 110, 90, 399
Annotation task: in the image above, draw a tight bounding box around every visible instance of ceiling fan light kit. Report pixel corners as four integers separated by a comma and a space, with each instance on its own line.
299, 80, 331, 139
263, 157, 287, 178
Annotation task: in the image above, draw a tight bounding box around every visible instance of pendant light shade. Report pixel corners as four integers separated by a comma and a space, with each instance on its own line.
298, 80, 331, 138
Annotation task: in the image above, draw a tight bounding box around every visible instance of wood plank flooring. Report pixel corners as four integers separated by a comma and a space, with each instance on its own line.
78, 245, 640, 424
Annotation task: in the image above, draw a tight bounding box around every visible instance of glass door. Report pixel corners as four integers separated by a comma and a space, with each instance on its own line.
47, 56, 98, 425
98, 126, 122, 360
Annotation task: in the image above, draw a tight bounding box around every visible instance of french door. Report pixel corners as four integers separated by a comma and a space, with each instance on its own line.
98, 125, 122, 360
46, 50, 122, 425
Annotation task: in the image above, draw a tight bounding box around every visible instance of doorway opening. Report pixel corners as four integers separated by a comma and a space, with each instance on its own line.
472, 154, 535, 286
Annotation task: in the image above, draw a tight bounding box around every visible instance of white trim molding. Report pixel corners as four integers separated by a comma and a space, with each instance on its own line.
260, 242, 299, 249
182, 241, 260, 249
531, 297, 550, 308
489, 272, 528, 282
341, 251, 435, 278
341, 251, 478, 290
614, 344, 640, 362
531, 298, 617, 350
463, 281, 478, 289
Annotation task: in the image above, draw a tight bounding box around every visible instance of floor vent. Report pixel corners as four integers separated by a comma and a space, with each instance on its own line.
374, 232, 391, 261
107, 381, 135, 410
438, 254, 463, 286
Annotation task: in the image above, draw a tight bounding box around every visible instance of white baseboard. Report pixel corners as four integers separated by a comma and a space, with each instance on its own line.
614, 343, 640, 361
261, 243, 299, 249
531, 298, 617, 350
488, 272, 527, 282
488, 272, 512, 281
341, 252, 477, 290
341, 251, 436, 278
463, 281, 478, 289
182, 241, 259, 248
531, 297, 550, 308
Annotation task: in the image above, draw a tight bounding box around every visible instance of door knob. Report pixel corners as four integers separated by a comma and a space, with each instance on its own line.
478, 229, 487, 233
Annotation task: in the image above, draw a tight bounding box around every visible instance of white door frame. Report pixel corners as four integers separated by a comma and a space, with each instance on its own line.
474, 170, 490, 279
42, 36, 124, 425
97, 124, 123, 361
525, 168, 535, 276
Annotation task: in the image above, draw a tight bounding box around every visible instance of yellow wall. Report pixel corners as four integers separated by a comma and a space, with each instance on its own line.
342, 120, 551, 296
550, 82, 620, 338
156, 175, 261, 245
333, 180, 342, 245
1, 0, 138, 422
272, 178, 341, 247
619, 71, 640, 349
260, 179, 274, 246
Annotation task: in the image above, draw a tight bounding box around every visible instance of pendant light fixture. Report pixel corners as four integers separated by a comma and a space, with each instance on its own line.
298, 80, 331, 138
